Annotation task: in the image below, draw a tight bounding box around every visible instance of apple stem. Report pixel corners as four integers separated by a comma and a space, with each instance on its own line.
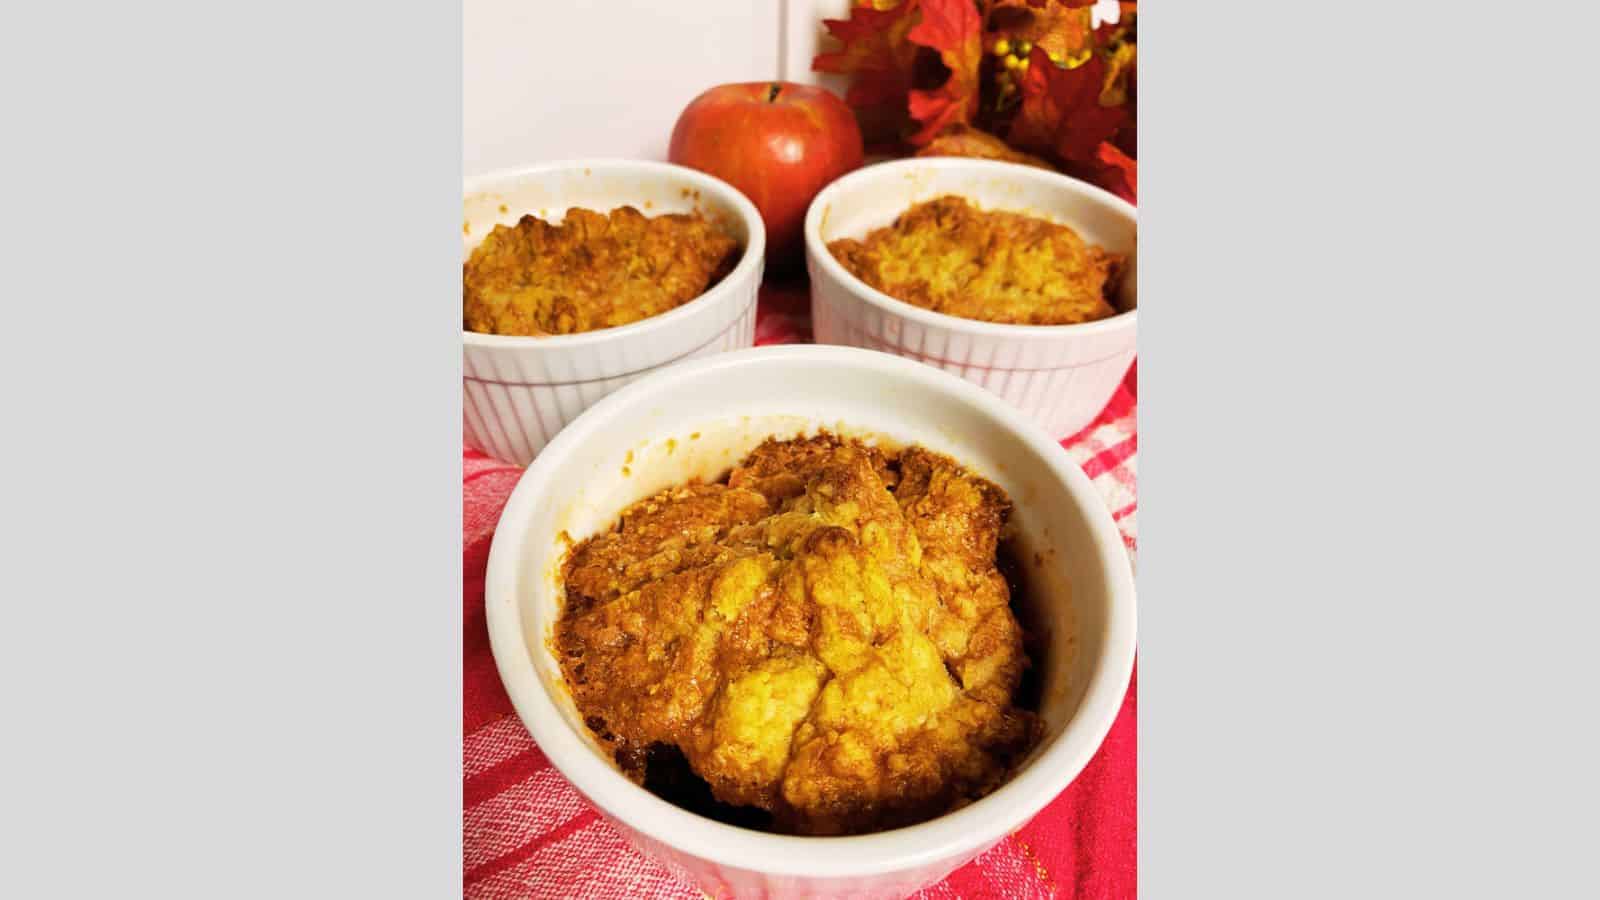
767, 83, 781, 103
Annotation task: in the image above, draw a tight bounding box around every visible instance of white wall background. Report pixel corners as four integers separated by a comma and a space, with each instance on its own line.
463, 2, 1130, 176
463, 1, 854, 176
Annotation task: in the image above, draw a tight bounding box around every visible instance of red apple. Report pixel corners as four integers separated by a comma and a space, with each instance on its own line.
669, 82, 864, 268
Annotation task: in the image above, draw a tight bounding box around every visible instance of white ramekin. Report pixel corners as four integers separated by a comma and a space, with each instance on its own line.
805, 158, 1137, 440
485, 345, 1137, 900
463, 159, 766, 466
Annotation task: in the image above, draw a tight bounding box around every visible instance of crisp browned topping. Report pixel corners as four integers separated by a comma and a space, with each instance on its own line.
828, 195, 1124, 325
463, 206, 740, 336
557, 434, 1039, 836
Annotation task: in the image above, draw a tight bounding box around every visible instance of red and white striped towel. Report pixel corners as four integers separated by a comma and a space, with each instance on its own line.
463, 282, 1137, 898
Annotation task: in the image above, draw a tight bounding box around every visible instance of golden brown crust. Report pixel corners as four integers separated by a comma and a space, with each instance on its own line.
463, 206, 740, 336
827, 195, 1123, 326
556, 433, 1040, 835
914, 125, 1058, 171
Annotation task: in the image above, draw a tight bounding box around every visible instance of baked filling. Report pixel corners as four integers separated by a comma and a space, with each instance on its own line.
464, 206, 740, 336
556, 433, 1041, 836
828, 195, 1124, 325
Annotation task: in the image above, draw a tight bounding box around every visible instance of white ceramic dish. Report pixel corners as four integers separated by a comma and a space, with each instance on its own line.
805, 157, 1137, 440
485, 345, 1137, 899
463, 159, 766, 466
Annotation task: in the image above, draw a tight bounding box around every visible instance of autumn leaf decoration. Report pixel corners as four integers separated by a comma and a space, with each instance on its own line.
814, 0, 985, 146
903, 0, 984, 144
1096, 141, 1136, 202
814, 0, 1137, 202
1007, 48, 1123, 165
812, 2, 923, 111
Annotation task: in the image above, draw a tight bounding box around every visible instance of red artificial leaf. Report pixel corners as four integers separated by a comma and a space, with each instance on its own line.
1096, 140, 1136, 202
812, 0, 984, 147
909, 0, 980, 48
1008, 46, 1126, 164
905, 0, 985, 145
812, 2, 923, 109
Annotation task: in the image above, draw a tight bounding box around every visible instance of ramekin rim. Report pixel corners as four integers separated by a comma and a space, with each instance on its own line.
803, 157, 1138, 342
462, 158, 767, 351
484, 344, 1138, 879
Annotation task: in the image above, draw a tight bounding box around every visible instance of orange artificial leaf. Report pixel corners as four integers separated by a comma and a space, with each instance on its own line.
916, 124, 1058, 169
905, 0, 985, 145
1096, 140, 1136, 202
1008, 46, 1126, 164
812, 2, 923, 110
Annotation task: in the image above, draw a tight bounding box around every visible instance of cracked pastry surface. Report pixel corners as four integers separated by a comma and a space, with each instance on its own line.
827, 195, 1124, 326
463, 206, 740, 336
556, 434, 1040, 836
